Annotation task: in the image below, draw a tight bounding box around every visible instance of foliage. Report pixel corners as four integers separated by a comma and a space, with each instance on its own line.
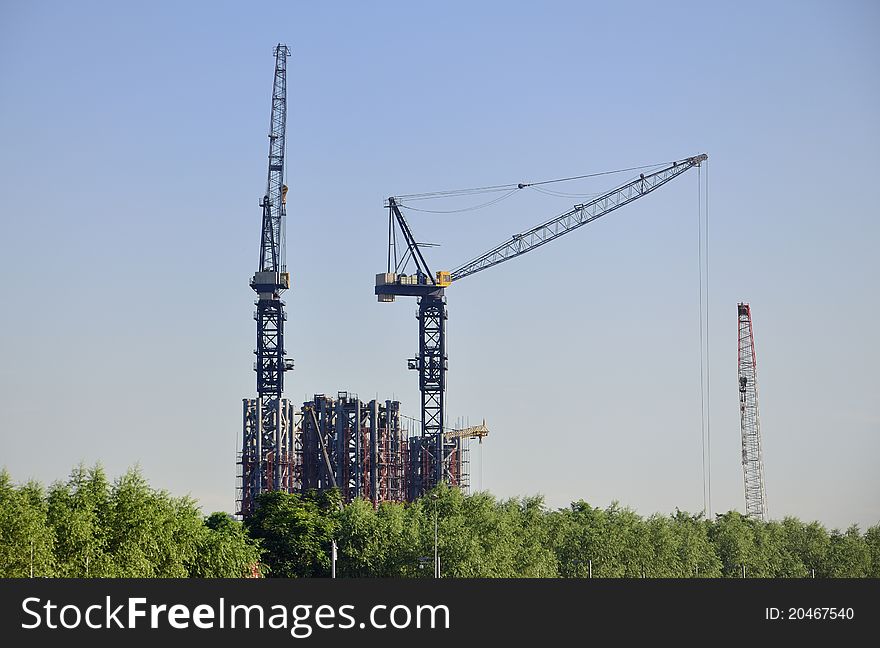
244, 490, 338, 577
189, 512, 263, 578
825, 525, 871, 577
0, 465, 261, 578
0, 470, 55, 577
1, 465, 877, 578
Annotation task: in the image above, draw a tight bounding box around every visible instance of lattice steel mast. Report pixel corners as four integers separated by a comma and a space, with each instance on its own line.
239, 44, 295, 517
377, 154, 707, 497
737, 302, 767, 520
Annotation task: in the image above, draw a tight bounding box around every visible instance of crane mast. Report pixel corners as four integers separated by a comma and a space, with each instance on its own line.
377, 154, 707, 497
238, 44, 295, 517
737, 302, 767, 520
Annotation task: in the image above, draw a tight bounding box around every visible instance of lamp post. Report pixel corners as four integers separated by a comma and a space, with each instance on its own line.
432, 492, 440, 579
331, 540, 337, 579
572, 559, 592, 579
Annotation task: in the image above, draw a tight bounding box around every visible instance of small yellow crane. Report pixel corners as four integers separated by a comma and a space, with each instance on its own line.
444, 420, 489, 443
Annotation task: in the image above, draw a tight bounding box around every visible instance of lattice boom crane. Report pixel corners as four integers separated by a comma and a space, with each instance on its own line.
376, 154, 707, 497
737, 302, 767, 520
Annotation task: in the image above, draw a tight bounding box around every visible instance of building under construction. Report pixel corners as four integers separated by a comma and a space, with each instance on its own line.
238, 391, 472, 514
299, 393, 473, 503
299, 393, 408, 504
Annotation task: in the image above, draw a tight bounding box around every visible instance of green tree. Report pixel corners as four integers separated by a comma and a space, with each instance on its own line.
188, 512, 263, 577
508, 495, 558, 577
335, 498, 382, 577
669, 510, 721, 578
98, 468, 207, 577
4, 463, 878, 580
245, 490, 337, 577
865, 524, 880, 578
550, 501, 609, 578
601, 503, 652, 577
47, 464, 112, 576
709, 511, 764, 577
0, 470, 55, 577
460, 491, 518, 577
780, 517, 828, 577
754, 520, 805, 577
407, 487, 557, 578
373, 500, 421, 576
824, 525, 870, 577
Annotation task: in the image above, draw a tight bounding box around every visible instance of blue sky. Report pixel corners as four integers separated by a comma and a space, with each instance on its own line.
1, 1, 877, 529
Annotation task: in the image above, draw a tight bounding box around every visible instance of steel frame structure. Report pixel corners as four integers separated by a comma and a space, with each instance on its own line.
737, 302, 767, 520
337, 394, 362, 500
299, 395, 338, 492
297, 394, 409, 504
238, 398, 296, 516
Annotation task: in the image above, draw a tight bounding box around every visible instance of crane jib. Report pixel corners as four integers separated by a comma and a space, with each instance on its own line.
449, 154, 706, 283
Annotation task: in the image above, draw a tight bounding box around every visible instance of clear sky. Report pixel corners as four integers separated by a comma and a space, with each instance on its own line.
1, 1, 877, 530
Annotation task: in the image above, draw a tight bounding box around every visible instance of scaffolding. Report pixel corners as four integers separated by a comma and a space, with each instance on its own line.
406, 434, 464, 499
237, 397, 297, 517
240, 390, 483, 512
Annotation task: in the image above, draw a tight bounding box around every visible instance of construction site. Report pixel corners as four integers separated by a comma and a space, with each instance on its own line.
5, 0, 879, 602
235, 45, 766, 521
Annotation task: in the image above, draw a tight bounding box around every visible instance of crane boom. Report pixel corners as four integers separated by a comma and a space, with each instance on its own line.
450, 154, 707, 282
444, 421, 489, 442
259, 44, 290, 274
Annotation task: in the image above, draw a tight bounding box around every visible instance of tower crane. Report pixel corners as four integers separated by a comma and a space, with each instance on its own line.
376, 154, 708, 497
238, 44, 295, 517
444, 421, 489, 443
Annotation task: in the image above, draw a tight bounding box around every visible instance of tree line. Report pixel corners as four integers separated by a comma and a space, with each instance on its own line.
1, 465, 877, 578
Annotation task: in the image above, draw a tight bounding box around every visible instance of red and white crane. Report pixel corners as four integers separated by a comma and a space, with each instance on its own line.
737, 302, 767, 520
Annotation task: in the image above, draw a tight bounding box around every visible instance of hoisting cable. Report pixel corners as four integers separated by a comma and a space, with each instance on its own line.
397, 189, 520, 213
394, 160, 674, 215
697, 161, 712, 519
394, 160, 672, 204
397, 184, 518, 201
705, 159, 712, 518
516, 161, 668, 189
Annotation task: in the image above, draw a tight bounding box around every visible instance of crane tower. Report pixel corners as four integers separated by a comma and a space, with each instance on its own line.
238, 45, 295, 517
737, 302, 767, 520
